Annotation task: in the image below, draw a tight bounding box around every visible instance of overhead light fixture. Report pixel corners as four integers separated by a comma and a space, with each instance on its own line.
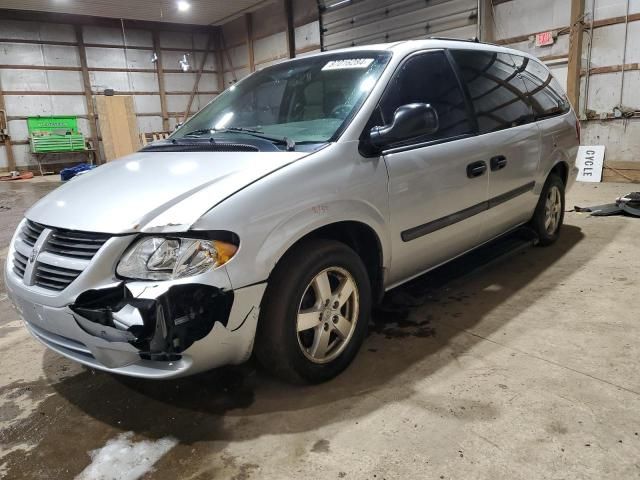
179, 54, 191, 72
150, 52, 158, 63
177, 1, 190, 12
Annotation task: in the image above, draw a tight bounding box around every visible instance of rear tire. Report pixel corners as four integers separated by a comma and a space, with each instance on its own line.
255, 239, 371, 384
530, 173, 565, 246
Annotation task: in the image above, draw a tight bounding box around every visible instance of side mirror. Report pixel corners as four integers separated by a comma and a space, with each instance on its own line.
369, 103, 439, 149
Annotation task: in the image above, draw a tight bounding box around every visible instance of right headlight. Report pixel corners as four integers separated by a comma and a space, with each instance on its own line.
116, 236, 238, 281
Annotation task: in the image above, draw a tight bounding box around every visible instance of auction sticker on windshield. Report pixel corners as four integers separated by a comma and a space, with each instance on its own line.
322, 59, 375, 70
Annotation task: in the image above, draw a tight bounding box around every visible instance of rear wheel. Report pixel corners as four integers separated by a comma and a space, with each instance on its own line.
530, 173, 565, 246
255, 239, 371, 384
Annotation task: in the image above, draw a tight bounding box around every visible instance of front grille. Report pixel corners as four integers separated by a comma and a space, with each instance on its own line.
13, 220, 111, 292
21, 220, 45, 247
12, 250, 28, 278
46, 228, 111, 259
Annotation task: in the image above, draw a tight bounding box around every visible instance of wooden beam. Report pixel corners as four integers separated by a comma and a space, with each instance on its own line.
214, 29, 226, 93
246, 13, 255, 73
567, 0, 585, 111
284, 0, 296, 58
0, 86, 16, 171
581, 62, 640, 76
220, 30, 238, 84
182, 31, 215, 123
152, 31, 170, 132
75, 25, 102, 164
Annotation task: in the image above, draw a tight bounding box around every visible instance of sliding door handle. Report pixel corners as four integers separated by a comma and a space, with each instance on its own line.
467, 161, 487, 178
490, 155, 508, 171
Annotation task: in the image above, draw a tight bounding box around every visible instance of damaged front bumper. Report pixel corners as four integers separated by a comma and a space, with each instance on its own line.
6, 265, 266, 379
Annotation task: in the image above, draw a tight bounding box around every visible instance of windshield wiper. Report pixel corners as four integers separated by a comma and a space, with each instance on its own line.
224, 127, 296, 151
181, 127, 295, 151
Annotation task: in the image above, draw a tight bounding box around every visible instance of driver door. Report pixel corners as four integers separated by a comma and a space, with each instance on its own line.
378, 50, 491, 286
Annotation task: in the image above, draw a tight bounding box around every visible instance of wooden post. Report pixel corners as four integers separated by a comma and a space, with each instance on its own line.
284, 0, 296, 58
245, 13, 255, 72
75, 25, 102, 164
567, 0, 586, 111
152, 31, 170, 132
0, 86, 16, 171
182, 31, 214, 122
478, 0, 495, 43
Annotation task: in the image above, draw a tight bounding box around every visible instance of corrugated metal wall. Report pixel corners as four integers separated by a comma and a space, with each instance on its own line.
319, 0, 479, 50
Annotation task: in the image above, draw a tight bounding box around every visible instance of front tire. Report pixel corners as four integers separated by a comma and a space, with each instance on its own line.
255, 239, 371, 384
530, 173, 565, 246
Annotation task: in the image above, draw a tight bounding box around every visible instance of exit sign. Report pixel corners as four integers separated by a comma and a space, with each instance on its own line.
536, 31, 555, 47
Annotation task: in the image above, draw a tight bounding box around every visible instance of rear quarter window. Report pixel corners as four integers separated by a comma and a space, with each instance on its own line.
513, 55, 571, 120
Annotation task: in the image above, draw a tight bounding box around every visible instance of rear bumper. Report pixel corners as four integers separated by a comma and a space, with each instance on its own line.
6, 270, 266, 379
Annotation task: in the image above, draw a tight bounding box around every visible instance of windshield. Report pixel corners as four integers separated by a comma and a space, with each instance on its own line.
171, 51, 391, 146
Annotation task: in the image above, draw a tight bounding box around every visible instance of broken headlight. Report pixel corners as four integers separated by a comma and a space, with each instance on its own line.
116, 237, 238, 280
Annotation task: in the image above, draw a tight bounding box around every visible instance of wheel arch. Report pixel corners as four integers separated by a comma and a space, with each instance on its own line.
284, 221, 386, 303
549, 160, 569, 185
258, 204, 390, 304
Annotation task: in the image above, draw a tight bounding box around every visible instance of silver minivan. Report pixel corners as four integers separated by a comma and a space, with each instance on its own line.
5, 39, 579, 383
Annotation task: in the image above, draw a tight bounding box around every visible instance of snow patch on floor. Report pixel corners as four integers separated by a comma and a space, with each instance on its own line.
75, 432, 177, 480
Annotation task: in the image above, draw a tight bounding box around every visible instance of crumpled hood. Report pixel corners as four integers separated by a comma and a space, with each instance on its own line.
26, 150, 308, 234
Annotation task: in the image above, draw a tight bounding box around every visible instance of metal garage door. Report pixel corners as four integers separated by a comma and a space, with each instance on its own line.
319, 0, 479, 51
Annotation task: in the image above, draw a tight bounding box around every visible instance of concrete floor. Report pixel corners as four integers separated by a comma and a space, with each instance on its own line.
1, 180, 639, 479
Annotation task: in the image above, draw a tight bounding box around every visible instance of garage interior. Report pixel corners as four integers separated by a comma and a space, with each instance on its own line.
1, 0, 640, 479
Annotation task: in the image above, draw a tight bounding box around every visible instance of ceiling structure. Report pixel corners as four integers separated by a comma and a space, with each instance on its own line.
0, 0, 274, 25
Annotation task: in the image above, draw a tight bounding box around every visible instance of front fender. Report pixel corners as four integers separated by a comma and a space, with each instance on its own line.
255, 199, 391, 280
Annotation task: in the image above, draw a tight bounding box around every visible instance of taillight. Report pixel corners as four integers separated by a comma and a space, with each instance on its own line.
576, 119, 581, 144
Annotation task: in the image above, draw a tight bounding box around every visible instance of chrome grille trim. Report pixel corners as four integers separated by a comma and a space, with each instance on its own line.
13, 219, 112, 292
13, 251, 28, 278
21, 220, 45, 247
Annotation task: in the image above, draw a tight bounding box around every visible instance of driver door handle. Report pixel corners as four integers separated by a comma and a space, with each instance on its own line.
490, 155, 508, 171
467, 161, 487, 178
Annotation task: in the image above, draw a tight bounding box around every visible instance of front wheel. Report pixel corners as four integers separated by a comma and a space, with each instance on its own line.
255, 239, 371, 384
530, 173, 565, 246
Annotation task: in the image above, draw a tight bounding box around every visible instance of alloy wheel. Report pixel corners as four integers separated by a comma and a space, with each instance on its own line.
296, 267, 359, 364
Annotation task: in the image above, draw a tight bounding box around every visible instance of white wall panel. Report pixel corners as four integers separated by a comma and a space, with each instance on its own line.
585, 70, 640, 111
295, 21, 321, 51
549, 64, 569, 90
43, 45, 81, 67
254, 32, 287, 64
0, 43, 46, 66
0, 69, 82, 91
89, 71, 130, 92
494, 0, 570, 40
591, 0, 640, 21
82, 25, 153, 47
137, 116, 164, 134
588, 22, 640, 67
7, 120, 29, 142
0, 20, 75, 42
582, 120, 640, 162
132, 95, 162, 114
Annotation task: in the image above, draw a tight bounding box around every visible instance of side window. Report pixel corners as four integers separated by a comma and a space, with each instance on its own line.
376, 50, 473, 145
515, 56, 571, 119
451, 50, 534, 134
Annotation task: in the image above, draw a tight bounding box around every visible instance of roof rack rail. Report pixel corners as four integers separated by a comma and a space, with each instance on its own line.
426, 36, 481, 43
